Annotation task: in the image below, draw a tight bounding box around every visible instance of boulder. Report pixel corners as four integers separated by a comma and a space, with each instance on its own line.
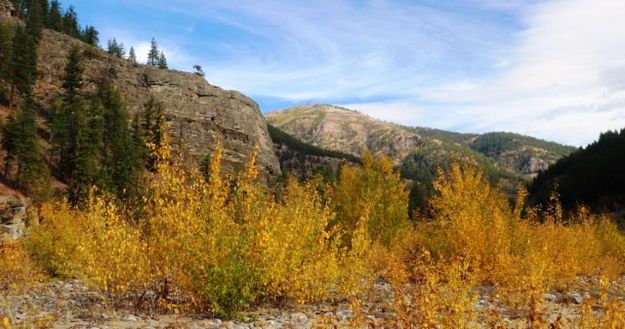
0, 196, 27, 240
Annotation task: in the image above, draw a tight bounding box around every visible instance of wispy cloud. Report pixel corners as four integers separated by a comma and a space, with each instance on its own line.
69, 0, 625, 146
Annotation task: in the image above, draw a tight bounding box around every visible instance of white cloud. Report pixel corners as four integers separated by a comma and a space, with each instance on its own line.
416, 0, 625, 146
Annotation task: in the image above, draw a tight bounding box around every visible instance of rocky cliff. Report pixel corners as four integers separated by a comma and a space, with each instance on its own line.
0, 0, 14, 18
34, 29, 280, 180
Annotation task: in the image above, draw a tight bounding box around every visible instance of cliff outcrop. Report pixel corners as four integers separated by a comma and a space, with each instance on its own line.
35, 29, 280, 180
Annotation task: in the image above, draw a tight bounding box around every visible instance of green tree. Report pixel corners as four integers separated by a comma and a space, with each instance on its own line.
99, 83, 143, 198
68, 97, 104, 205
81, 25, 99, 46
62, 5, 79, 37
46, 0, 63, 31
14, 98, 50, 200
147, 38, 159, 66
141, 96, 164, 171
2, 97, 51, 201
25, 0, 45, 40
7, 26, 38, 111
0, 24, 12, 102
52, 46, 84, 179
107, 38, 124, 58
157, 52, 168, 69
128, 46, 137, 65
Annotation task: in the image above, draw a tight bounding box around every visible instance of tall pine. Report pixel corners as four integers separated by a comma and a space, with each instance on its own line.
100, 83, 143, 198
46, 0, 63, 31
7, 26, 38, 111
147, 38, 159, 66
25, 0, 44, 40
52, 46, 84, 181
69, 97, 104, 204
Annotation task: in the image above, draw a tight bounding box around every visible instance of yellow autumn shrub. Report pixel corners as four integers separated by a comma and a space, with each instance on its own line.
26, 133, 372, 317
333, 152, 409, 246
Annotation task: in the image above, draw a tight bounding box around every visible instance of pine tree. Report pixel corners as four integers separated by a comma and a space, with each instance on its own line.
62, 5, 79, 38
100, 83, 143, 198
2, 97, 51, 201
52, 46, 84, 179
81, 25, 99, 46
141, 96, 164, 171
130, 112, 147, 165
2, 110, 19, 178
147, 38, 159, 66
128, 46, 137, 65
13, 97, 51, 201
25, 0, 44, 40
199, 153, 211, 181
193, 64, 205, 77
7, 26, 38, 111
107, 38, 124, 58
68, 97, 104, 204
157, 52, 168, 69
46, 0, 63, 31
0, 24, 12, 102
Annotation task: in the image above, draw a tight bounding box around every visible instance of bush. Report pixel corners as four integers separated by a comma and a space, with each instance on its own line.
26, 137, 371, 316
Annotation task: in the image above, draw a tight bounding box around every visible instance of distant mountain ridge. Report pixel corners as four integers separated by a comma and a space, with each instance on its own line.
266, 104, 575, 180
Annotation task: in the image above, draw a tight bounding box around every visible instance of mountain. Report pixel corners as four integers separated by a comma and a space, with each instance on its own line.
266, 104, 575, 208
529, 129, 625, 222
266, 104, 574, 177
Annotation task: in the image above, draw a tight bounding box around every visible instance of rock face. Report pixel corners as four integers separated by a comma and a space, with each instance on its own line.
0, 196, 27, 240
34, 29, 280, 180
0, 0, 14, 18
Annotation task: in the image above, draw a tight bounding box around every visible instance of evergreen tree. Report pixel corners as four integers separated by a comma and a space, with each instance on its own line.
100, 83, 143, 198
106, 38, 124, 58
199, 153, 211, 181
141, 96, 164, 171
2, 97, 51, 201
81, 25, 99, 46
147, 38, 159, 66
25, 0, 45, 40
13, 97, 50, 200
157, 52, 168, 69
128, 46, 137, 65
39, 0, 49, 24
0, 24, 12, 102
68, 97, 104, 204
46, 0, 63, 31
62, 5, 79, 37
2, 110, 19, 178
130, 112, 147, 166
52, 46, 84, 179
193, 64, 205, 77
7, 26, 38, 111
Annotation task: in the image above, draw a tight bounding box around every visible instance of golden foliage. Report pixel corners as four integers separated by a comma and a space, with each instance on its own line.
26, 134, 372, 316
333, 152, 409, 246
13, 137, 625, 325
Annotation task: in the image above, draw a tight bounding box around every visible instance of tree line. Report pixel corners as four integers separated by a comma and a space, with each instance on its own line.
1, 18, 166, 205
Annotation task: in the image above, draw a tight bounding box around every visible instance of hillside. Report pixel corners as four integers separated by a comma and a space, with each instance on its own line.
268, 124, 359, 180
32, 29, 280, 180
266, 104, 574, 180
529, 128, 625, 222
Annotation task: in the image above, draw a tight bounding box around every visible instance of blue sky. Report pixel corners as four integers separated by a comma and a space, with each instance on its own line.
64, 0, 625, 146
